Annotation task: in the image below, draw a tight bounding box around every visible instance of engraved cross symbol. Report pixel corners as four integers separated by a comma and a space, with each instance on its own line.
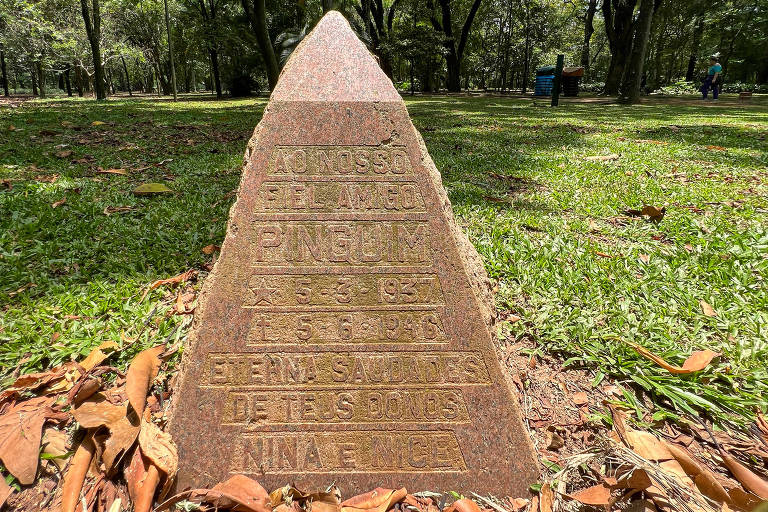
251, 278, 277, 305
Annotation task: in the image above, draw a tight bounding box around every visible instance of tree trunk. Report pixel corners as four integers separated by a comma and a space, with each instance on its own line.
242, 0, 279, 90
74, 66, 84, 96
432, 0, 483, 93
163, 0, 178, 100
209, 49, 222, 99
581, 0, 597, 74
31, 64, 39, 96
121, 55, 132, 96
619, 0, 656, 104
602, 0, 638, 95
65, 65, 72, 96
685, 16, 704, 81
1, 50, 8, 97
36, 61, 46, 98
80, 0, 106, 100
445, 51, 460, 92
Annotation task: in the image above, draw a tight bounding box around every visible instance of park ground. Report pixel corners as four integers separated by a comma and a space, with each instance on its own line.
1, 93, 767, 506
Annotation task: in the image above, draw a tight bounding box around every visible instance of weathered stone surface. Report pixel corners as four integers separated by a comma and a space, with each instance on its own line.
169, 11, 538, 496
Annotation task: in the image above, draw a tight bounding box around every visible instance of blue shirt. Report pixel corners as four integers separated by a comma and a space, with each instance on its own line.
708, 64, 722, 76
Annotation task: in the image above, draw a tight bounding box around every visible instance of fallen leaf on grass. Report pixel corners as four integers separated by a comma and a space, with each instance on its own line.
627, 342, 720, 374
62, 431, 96, 512
175, 292, 196, 314
639, 254, 650, 264
126, 345, 165, 415
342, 488, 408, 512
707, 145, 726, 151
156, 474, 271, 512
55, 149, 73, 158
97, 168, 128, 175
91, 121, 106, 126
103, 206, 136, 215
128, 450, 161, 512
138, 418, 178, 497
595, 251, 614, 258
202, 244, 220, 255
700, 300, 717, 317
133, 183, 173, 196
625, 205, 666, 223
52, 197, 67, 208
139, 269, 196, 302
0, 365, 69, 404
80, 340, 120, 372
0, 396, 65, 484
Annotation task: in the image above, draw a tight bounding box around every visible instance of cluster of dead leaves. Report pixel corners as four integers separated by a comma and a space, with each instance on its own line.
0, 342, 176, 512
534, 405, 768, 512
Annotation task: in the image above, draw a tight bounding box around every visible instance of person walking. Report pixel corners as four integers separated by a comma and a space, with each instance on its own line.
701, 54, 722, 100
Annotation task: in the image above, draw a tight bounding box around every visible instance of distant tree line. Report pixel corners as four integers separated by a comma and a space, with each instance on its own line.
0, 0, 766, 103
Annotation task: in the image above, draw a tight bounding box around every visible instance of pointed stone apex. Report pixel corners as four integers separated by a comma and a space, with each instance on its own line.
271, 11, 401, 102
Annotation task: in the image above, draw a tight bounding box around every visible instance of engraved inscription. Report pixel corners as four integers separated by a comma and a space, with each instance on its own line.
255, 182, 426, 213
267, 146, 412, 176
202, 352, 491, 387
252, 222, 431, 265
243, 274, 444, 308
246, 311, 447, 345
232, 431, 466, 473
221, 389, 469, 425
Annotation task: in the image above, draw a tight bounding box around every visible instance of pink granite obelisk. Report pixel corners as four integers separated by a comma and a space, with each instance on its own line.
169, 11, 538, 496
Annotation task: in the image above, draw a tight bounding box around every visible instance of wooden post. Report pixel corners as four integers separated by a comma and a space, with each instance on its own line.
551, 54, 564, 107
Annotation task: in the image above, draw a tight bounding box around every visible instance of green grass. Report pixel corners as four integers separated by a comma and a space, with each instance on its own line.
1, 94, 767, 431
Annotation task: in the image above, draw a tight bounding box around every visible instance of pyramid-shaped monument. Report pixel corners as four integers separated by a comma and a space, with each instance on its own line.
169, 11, 537, 496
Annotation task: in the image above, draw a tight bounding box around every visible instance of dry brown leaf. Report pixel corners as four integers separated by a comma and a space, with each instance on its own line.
568, 483, 612, 505
718, 448, 768, 499
72, 393, 127, 428
41, 427, 70, 471
726, 487, 764, 511
125, 447, 155, 510
539, 482, 554, 512
126, 345, 165, 415
665, 442, 730, 504
55, 149, 73, 158
623, 430, 674, 461
573, 392, 588, 406
202, 244, 220, 255
102, 412, 141, 473
0, 366, 69, 404
138, 418, 178, 498
444, 499, 482, 512
97, 168, 128, 175
707, 145, 726, 151
68, 376, 102, 406
341, 488, 408, 512
52, 197, 67, 208
700, 300, 718, 317
595, 251, 614, 258
0, 397, 56, 484
155, 474, 271, 512
133, 460, 160, 512
0, 473, 13, 509
507, 498, 529, 511
62, 431, 96, 512
639, 254, 651, 264
79, 341, 119, 371
140, 269, 196, 302
628, 342, 720, 374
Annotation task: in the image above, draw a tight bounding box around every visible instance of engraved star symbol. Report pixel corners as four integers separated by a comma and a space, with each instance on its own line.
251, 279, 277, 305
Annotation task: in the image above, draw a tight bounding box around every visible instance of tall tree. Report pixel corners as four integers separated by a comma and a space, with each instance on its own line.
191, 0, 223, 98
581, 0, 597, 74
0, 46, 8, 97
427, 0, 484, 92
619, 0, 657, 103
602, 0, 638, 95
80, 0, 106, 99
355, 0, 403, 78
163, 0, 177, 99
241, 0, 279, 90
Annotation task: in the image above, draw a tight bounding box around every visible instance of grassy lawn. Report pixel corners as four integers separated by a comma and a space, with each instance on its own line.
1, 94, 766, 432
